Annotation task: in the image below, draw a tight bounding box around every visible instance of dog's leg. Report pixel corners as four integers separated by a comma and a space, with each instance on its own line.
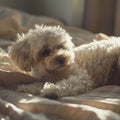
41, 73, 94, 99
95, 33, 110, 41
17, 82, 44, 95
108, 56, 120, 85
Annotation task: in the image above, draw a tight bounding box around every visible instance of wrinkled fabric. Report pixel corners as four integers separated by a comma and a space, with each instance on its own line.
0, 6, 119, 120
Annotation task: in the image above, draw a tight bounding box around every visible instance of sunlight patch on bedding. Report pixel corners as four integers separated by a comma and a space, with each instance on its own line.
96, 98, 120, 104
79, 105, 120, 120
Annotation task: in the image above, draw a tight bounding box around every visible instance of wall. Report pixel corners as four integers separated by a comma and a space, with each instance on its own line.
115, 0, 120, 36
0, 0, 31, 12
83, 0, 116, 35
29, 0, 84, 27
0, 0, 85, 27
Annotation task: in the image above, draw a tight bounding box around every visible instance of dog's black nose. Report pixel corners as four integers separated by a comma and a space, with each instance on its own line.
56, 56, 66, 65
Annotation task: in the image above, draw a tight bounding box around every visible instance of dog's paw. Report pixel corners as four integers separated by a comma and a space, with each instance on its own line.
41, 92, 59, 99
17, 82, 44, 95
40, 82, 60, 99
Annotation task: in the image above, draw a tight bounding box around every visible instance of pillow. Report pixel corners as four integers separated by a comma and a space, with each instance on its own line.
0, 6, 64, 40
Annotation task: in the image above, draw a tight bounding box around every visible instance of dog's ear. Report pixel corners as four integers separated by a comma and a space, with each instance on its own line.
9, 40, 34, 71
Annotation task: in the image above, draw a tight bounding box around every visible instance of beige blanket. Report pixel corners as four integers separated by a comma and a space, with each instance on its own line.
0, 7, 119, 120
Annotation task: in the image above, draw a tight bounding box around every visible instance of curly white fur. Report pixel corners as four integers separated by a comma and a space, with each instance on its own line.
9, 25, 120, 98
41, 73, 93, 97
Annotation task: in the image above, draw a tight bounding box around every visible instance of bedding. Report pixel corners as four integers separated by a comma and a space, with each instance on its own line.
0, 7, 119, 120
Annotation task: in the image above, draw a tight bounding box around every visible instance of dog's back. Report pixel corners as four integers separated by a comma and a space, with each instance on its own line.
74, 37, 120, 86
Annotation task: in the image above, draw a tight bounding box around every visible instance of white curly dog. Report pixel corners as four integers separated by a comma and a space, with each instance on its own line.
9, 25, 120, 98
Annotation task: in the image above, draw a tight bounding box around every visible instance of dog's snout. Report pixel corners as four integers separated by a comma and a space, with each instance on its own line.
56, 56, 66, 65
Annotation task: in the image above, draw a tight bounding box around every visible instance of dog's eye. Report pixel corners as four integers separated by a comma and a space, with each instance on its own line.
41, 49, 51, 56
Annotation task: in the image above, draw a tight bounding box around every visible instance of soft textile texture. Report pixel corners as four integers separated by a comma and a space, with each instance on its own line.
0, 7, 119, 120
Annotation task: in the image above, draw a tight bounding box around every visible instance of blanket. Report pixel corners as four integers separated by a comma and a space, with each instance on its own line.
0, 7, 120, 120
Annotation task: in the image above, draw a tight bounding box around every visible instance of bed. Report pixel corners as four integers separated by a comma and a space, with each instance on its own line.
0, 7, 120, 120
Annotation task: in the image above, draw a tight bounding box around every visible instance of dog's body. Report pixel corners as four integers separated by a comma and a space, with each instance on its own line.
9, 25, 120, 98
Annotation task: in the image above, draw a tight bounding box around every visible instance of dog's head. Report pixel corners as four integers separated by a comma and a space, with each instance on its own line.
9, 25, 75, 79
